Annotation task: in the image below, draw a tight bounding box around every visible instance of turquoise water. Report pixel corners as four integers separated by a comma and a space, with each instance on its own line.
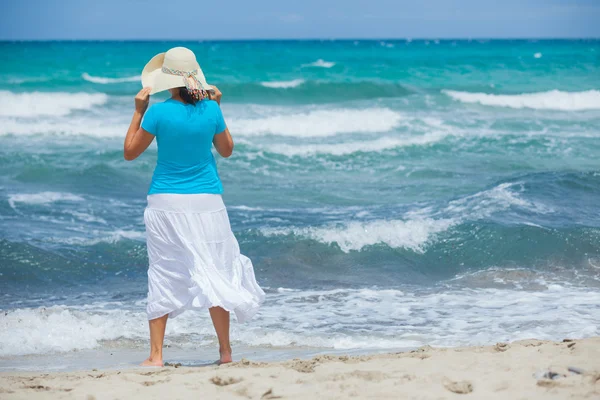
1, 40, 599, 364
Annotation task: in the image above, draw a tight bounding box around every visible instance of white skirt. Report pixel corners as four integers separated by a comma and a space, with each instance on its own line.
144, 194, 265, 322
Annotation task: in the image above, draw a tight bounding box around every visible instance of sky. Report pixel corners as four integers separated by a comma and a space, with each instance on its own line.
1, 0, 599, 40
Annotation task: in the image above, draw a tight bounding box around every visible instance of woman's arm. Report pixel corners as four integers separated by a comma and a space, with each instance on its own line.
213, 127, 234, 158
210, 86, 234, 158
124, 88, 155, 161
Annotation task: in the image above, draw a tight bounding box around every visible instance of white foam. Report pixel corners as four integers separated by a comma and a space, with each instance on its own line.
64, 210, 107, 224
1, 105, 402, 139
404, 182, 552, 227
229, 205, 267, 212
244, 286, 600, 349
51, 229, 145, 246
2, 284, 598, 356
0, 118, 128, 137
534, 52, 542, 58
260, 79, 305, 89
443, 89, 600, 111
8, 192, 84, 209
260, 217, 455, 253
257, 182, 547, 252
302, 59, 335, 68
264, 132, 448, 156
82, 73, 140, 84
230, 108, 402, 137
0, 306, 148, 356
442, 182, 554, 218
0, 91, 109, 117
4, 76, 52, 85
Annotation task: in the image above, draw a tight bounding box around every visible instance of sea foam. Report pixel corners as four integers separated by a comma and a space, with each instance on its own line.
0, 91, 108, 117
260, 79, 305, 88
260, 217, 455, 253
0, 306, 148, 356
1, 104, 401, 139
257, 182, 545, 252
0, 118, 128, 137
8, 192, 84, 209
443, 89, 600, 111
263, 132, 448, 156
441, 182, 554, 218
52, 229, 145, 246
230, 108, 402, 137
82, 73, 140, 84
2, 284, 598, 356
302, 59, 335, 68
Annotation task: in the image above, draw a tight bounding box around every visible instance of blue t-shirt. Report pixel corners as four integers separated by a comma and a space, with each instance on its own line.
141, 99, 227, 195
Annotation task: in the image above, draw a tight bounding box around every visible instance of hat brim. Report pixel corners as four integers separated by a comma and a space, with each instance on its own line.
141, 52, 212, 95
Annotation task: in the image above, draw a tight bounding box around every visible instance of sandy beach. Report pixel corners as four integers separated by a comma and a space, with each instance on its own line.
1, 337, 598, 399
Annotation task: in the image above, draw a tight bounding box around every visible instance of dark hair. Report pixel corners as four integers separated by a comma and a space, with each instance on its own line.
179, 87, 210, 105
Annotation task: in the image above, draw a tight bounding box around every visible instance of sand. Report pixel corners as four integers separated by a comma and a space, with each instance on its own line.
1, 337, 598, 399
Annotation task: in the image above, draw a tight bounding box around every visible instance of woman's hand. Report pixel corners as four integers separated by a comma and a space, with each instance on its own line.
210, 86, 222, 105
135, 87, 151, 114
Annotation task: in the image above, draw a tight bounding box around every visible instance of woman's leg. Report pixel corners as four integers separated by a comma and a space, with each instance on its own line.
209, 307, 232, 364
141, 314, 168, 366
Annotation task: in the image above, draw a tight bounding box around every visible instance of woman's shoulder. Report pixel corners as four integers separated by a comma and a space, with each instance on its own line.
148, 100, 170, 111
193, 99, 220, 113
201, 99, 219, 109
147, 99, 182, 115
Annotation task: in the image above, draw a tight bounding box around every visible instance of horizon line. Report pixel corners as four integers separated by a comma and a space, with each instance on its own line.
1, 37, 599, 42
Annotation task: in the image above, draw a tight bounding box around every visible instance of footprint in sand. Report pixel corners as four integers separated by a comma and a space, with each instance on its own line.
443, 379, 474, 394
210, 376, 243, 386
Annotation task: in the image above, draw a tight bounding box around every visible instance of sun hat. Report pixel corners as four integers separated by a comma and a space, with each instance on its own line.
141, 47, 212, 96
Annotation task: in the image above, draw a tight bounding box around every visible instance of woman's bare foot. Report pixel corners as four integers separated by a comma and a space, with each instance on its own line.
219, 347, 232, 364
140, 357, 164, 367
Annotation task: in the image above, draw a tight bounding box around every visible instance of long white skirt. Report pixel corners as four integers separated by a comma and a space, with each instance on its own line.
144, 194, 265, 322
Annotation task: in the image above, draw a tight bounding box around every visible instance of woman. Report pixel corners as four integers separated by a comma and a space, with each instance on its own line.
123, 47, 265, 366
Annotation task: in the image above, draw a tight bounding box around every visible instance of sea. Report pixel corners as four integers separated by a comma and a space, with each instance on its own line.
1, 40, 599, 370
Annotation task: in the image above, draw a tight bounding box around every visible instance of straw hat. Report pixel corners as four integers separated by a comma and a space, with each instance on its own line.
141, 47, 212, 95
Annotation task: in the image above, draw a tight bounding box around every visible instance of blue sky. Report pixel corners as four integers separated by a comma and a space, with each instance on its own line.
1, 0, 599, 40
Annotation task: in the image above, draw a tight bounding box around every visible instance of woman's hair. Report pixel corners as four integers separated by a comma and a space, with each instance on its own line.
179, 87, 210, 105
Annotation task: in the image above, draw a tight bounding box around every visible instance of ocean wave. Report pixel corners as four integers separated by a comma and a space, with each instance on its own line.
441, 182, 554, 218
242, 285, 600, 349
0, 118, 128, 137
404, 182, 553, 227
0, 91, 109, 117
0, 306, 148, 356
260, 79, 305, 88
3, 76, 53, 85
443, 89, 600, 111
0, 107, 401, 138
302, 59, 335, 68
49, 229, 145, 246
262, 132, 449, 156
2, 284, 598, 356
218, 80, 413, 103
447, 265, 600, 290
256, 182, 548, 252
230, 108, 402, 137
82, 72, 140, 84
64, 210, 107, 224
8, 192, 84, 209
259, 217, 456, 253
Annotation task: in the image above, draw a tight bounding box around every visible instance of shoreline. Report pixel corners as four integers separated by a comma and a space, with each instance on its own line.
0, 345, 414, 374
1, 337, 598, 399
